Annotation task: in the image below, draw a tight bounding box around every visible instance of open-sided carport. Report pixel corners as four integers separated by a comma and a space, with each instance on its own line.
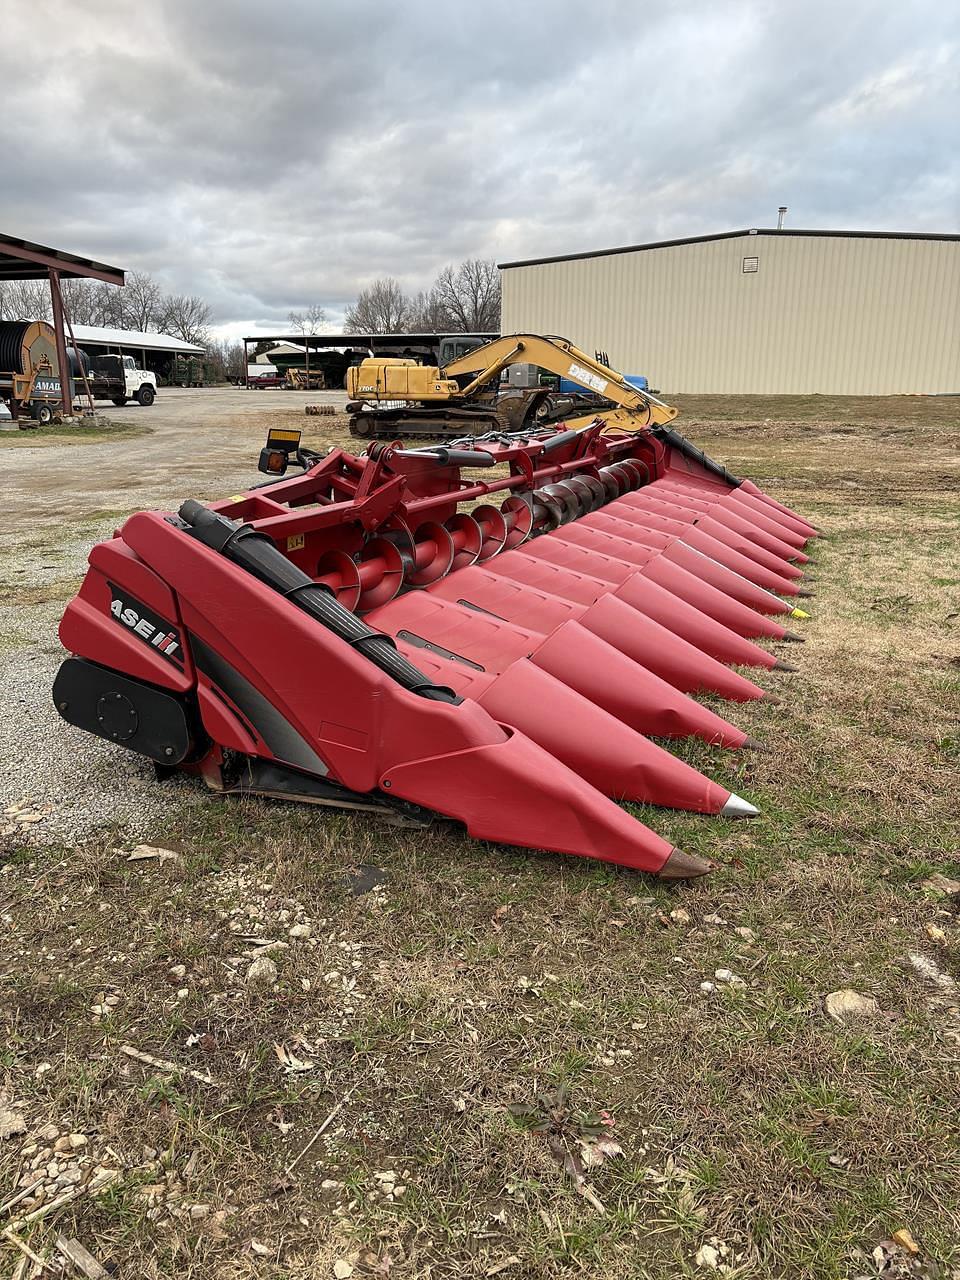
0, 234, 125, 416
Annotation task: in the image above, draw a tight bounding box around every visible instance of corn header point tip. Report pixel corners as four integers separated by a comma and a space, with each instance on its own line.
659, 848, 713, 880
720, 793, 759, 819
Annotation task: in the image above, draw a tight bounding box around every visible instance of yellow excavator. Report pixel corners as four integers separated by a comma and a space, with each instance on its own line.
345, 333, 678, 439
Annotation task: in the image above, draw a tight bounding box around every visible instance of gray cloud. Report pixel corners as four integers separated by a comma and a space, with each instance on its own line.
2, 0, 957, 335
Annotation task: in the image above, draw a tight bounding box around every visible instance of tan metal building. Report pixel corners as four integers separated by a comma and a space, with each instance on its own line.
499, 229, 960, 395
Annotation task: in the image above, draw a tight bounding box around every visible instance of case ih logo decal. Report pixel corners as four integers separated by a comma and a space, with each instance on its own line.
108, 584, 183, 668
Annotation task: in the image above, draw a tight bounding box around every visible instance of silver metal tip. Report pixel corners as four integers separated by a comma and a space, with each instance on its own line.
721, 792, 759, 819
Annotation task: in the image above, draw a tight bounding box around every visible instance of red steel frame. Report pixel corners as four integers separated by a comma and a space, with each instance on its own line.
55, 420, 817, 880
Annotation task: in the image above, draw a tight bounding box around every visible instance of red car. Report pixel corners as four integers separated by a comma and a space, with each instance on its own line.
247, 369, 284, 389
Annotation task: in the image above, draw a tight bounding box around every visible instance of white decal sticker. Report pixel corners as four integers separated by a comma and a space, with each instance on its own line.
567, 361, 608, 395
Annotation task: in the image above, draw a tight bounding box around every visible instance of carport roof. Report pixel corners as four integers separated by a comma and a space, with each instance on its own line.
71, 324, 205, 354
0, 233, 125, 285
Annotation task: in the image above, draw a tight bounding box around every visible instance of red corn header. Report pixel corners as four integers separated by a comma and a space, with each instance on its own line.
54, 359, 817, 881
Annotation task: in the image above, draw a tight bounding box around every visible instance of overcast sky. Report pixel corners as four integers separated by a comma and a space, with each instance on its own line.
3, 0, 957, 338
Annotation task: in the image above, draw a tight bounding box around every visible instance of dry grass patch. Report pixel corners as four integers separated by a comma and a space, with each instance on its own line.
0, 418, 148, 449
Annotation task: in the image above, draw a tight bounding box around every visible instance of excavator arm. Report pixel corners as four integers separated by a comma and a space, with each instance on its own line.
344, 331, 678, 439
442, 333, 679, 427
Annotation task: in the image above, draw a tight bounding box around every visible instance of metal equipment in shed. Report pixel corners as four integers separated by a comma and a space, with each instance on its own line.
0, 320, 67, 423
0, 233, 125, 422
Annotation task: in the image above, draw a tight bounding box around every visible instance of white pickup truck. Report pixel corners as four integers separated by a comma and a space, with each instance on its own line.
83, 353, 157, 407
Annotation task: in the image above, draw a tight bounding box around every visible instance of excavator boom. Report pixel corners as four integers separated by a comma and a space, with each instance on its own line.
443, 334, 679, 426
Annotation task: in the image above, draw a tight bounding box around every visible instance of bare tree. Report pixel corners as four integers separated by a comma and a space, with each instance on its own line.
0, 270, 220, 353
164, 294, 213, 345
206, 338, 244, 382
0, 279, 50, 321
287, 305, 326, 381
433, 258, 501, 332
344, 278, 409, 333
0, 277, 128, 328
288, 304, 326, 336
406, 287, 450, 332
59, 278, 124, 327
119, 271, 166, 332
223, 340, 245, 379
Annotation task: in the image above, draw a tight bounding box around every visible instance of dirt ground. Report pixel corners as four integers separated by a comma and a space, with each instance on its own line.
0, 386, 352, 523
1, 388, 959, 1279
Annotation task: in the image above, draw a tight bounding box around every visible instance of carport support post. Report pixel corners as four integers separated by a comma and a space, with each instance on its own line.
48, 268, 73, 417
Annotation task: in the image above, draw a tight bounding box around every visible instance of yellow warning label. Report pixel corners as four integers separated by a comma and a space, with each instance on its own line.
287, 533, 305, 552
790, 607, 810, 619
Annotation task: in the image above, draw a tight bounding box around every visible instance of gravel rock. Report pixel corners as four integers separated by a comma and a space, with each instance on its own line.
824, 989, 880, 1022
246, 956, 278, 986
0, 1108, 26, 1140
714, 968, 746, 988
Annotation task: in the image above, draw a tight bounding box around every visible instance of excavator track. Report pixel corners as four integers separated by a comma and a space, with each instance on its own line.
348, 404, 502, 440
347, 388, 553, 440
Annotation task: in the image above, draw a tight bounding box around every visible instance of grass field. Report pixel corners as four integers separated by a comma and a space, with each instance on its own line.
2, 394, 959, 1279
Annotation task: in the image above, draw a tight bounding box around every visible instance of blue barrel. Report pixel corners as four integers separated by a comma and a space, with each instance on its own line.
558, 373, 648, 393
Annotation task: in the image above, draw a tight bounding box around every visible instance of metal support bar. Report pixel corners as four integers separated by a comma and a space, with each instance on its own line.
61, 295, 95, 415
47, 269, 73, 416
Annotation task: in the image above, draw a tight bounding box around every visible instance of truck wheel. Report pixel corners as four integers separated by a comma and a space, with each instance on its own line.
137, 385, 156, 406
112, 396, 128, 406
33, 402, 54, 425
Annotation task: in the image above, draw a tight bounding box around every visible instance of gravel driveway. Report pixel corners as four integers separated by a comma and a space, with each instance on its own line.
0, 386, 348, 845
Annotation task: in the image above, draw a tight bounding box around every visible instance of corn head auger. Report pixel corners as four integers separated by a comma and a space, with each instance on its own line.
54, 414, 818, 881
